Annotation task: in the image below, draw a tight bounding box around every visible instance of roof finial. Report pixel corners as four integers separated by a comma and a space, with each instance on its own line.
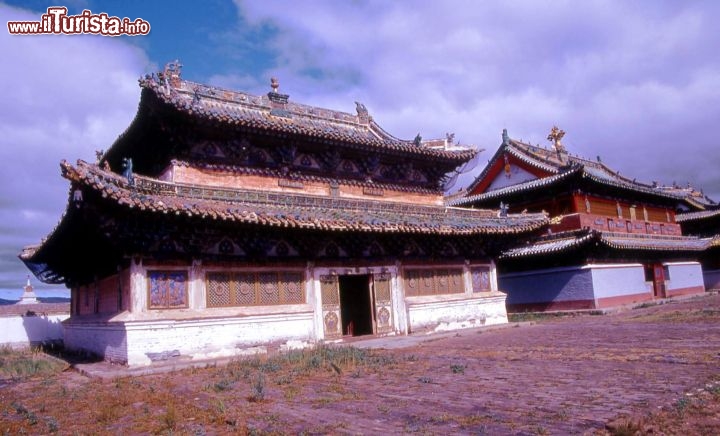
547, 126, 566, 153
270, 77, 279, 93
502, 128, 510, 146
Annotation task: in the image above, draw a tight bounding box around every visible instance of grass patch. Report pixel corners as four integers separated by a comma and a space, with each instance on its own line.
0, 346, 66, 379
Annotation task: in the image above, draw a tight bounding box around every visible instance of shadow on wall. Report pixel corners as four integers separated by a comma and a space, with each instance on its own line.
21, 311, 65, 347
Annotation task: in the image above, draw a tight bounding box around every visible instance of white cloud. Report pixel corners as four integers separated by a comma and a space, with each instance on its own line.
231, 0, 720, 197
0, 3, 149, 294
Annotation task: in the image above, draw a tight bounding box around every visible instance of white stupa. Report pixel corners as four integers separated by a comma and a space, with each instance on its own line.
16, 276, 38, 305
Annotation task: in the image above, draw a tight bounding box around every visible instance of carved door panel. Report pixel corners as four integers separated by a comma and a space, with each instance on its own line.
373, 273, 394, 334
320, 275, 342, 339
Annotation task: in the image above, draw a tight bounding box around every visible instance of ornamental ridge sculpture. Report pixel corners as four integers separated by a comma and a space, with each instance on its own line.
547, 126, 566, 153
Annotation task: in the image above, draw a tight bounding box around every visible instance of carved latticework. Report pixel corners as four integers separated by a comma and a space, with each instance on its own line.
207, 272, 231, 307
236, 273, 256, 305
258, 273, 280, 305
205, 270, 305, 307
320, 275, 341, 339
281, 272, 304, 304
404, 268, 465, 296
373, 273, 394, 334
320, 276, 340, 305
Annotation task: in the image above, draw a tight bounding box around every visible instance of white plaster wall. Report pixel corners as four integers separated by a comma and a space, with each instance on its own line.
64, 322, 128, 363
124, 311, 315, 366
664, 262, 704, 291
64, 312, 315, 366
406, 295, 507, 333
0, 314, 68, 347
589, 264, 650, 299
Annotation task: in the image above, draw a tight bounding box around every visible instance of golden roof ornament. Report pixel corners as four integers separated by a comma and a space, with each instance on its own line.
270, 77, 279, 93
547, 126, 566, 153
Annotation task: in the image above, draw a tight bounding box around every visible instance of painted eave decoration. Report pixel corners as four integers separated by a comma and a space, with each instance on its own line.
500, 228, 712, 259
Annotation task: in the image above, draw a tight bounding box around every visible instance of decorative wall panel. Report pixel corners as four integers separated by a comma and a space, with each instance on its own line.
148, 271, 188, 309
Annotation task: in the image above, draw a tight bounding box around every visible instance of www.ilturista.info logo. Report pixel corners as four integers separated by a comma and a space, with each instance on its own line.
7, 6, 150, 36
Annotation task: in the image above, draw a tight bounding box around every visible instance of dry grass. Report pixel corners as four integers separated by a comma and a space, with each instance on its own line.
2, 296, 720, 434
0, 344, 401, 434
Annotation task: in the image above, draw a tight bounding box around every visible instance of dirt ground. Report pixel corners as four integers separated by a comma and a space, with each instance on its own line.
2, 294, 720, 435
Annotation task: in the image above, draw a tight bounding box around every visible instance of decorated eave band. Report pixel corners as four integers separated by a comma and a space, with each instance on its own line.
500, 228, 712, 259
135, 61, 476, 163
59, 159, 549, 236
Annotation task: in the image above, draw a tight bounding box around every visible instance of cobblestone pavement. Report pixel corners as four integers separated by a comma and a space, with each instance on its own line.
256, 294, 720, 434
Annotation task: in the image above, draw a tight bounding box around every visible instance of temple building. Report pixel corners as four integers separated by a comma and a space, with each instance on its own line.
20, 63, 547, 366
450, 127, 713, 311
676, 205, 720, 291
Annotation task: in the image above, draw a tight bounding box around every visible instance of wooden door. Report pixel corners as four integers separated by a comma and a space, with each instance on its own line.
372, 273, 394, 335
320, 275, 342, 339
652, 264, 666, 298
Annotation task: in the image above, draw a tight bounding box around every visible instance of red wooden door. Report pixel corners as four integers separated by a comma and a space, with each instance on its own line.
652, 264, 666, 298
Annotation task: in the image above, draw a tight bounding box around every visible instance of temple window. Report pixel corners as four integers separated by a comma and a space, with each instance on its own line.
471, 266, 491, 293
404, 268, 464, 296
206, 271, 305, 307
148, 271, 188, 309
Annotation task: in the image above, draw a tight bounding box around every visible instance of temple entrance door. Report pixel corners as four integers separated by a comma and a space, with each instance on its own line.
372, 273, 394, 335
652, 264, 666, 298
320, 275, 342, 340
338, 275, 374, 337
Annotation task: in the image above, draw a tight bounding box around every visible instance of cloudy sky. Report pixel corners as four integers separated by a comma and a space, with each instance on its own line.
2, 0, 719, 298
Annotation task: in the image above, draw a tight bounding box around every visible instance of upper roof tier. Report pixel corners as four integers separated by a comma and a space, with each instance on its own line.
102, 62, 476, 187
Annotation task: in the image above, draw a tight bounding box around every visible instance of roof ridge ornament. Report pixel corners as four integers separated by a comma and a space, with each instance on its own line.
162, 60, 183, 91
355, 101, 369, 124
502, 128, 510, 146
267, 76, 290, 107
547, 126, 566, 154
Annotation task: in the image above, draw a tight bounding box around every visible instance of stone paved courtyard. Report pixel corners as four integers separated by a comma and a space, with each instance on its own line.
3, 293, 720, 434
258, 294, 720, 434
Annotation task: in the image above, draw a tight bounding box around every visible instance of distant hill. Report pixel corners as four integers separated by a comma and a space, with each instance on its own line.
0, 297, 70, 305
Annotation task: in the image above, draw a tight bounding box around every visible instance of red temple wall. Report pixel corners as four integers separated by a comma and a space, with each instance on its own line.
72, 270, 131, 316
550, 213, 682, 235
171, 165, 442, 205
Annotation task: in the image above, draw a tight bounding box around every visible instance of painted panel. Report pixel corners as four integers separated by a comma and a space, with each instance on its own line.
665, 263, 704, 291
590, 265, 648, 299
500, 267, 594, 305
148, 271, 188, 309
471, 266, 491, 293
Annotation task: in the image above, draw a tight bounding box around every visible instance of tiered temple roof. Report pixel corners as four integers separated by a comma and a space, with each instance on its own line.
55, 160, 547, 236
500, 229, 711, 260
450, 137, 702, 209
101, 63, 475, 192
20, 159, 548, 285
